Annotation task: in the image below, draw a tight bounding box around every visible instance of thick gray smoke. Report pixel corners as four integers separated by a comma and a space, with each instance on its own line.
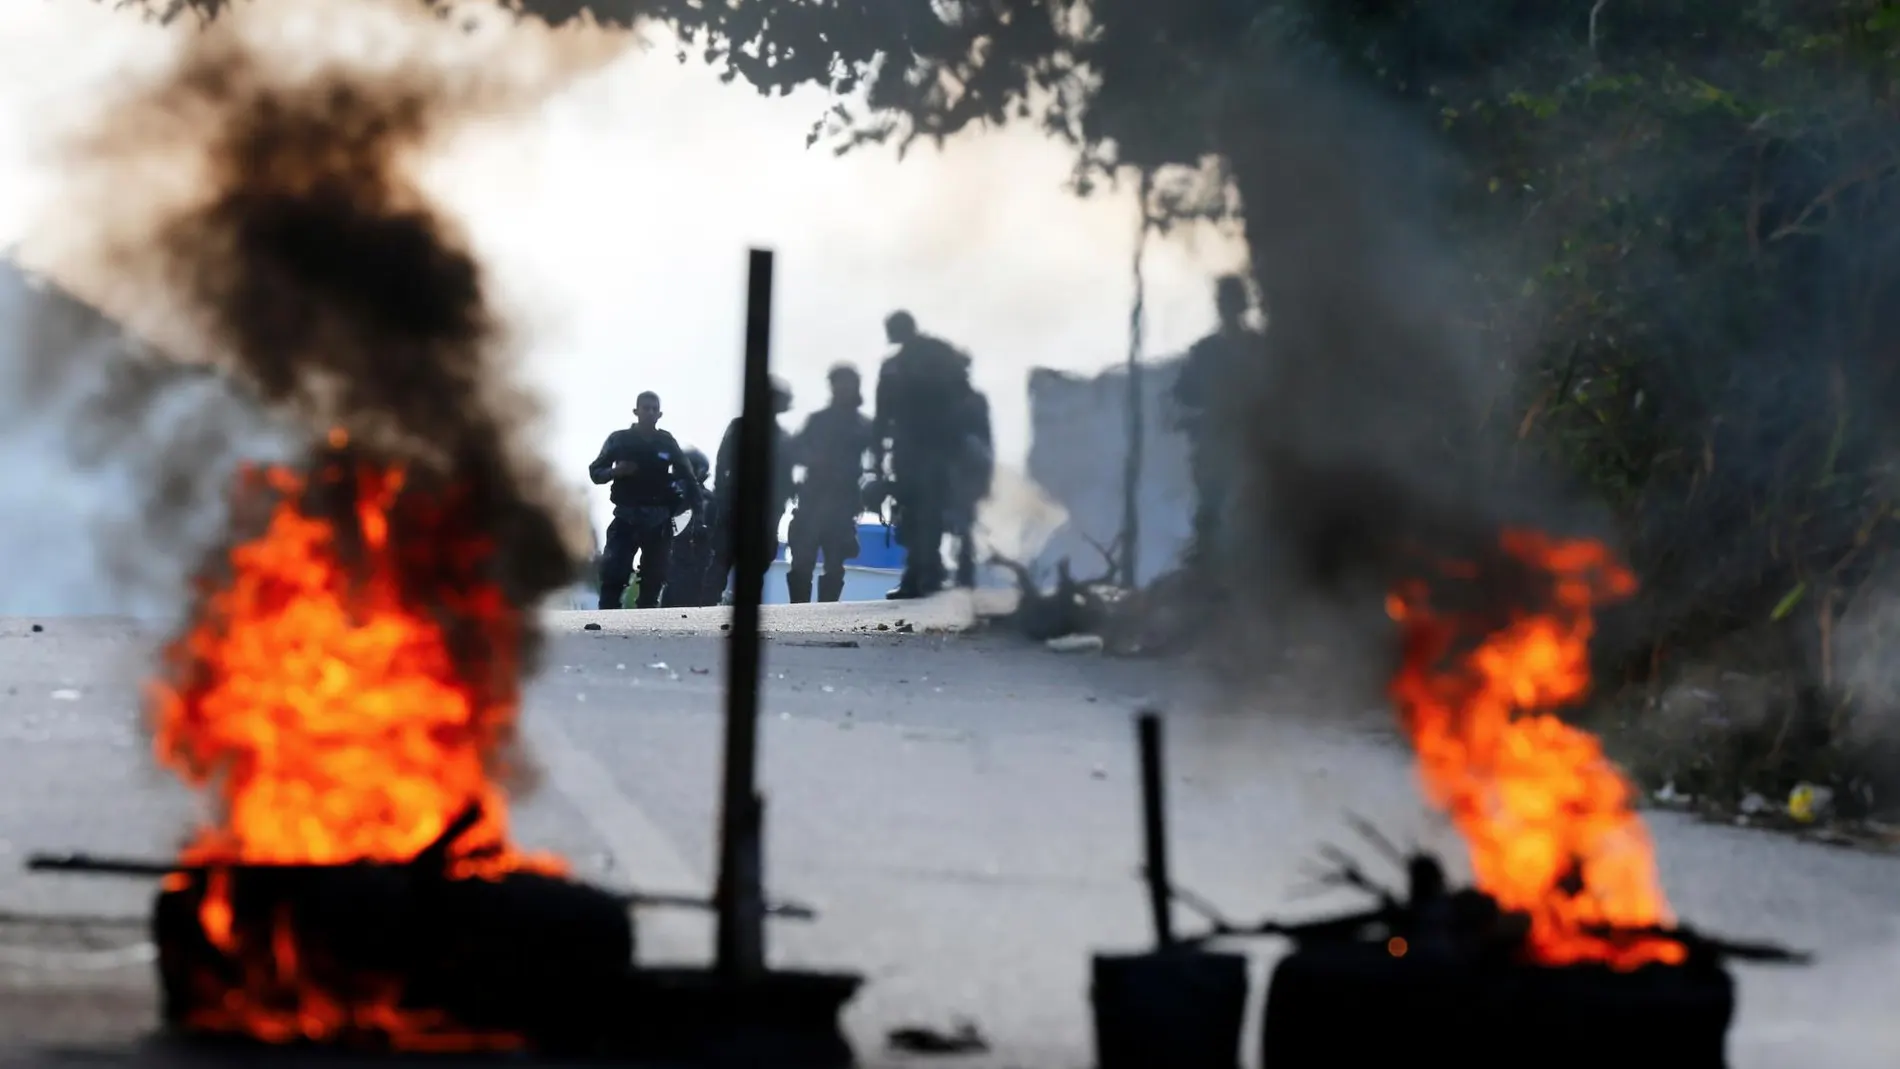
0, 260, 284, 619
13, 0, 626, 650
1199, 66, 1608, 675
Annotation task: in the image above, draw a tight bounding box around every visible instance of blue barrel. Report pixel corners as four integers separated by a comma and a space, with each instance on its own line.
853, 521, 905, 570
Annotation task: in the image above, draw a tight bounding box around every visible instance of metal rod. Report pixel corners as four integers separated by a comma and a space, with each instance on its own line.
411, 801, 484, 872
24, 853, 817, 920
714, 247, 775, 980
1119, 169, 1152, 590
27, 855, 175, 877
1137, 710, 1174, 948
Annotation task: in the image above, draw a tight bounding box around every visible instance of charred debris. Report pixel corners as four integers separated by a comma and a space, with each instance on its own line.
989, 537, 1204, 656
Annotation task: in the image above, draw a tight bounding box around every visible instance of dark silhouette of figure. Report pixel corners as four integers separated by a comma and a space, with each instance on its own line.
945, 387, 994, 588
788, 364, 875, 603
1171, 275, 1262, 564
661, 446, 716, 607
588, 391, 698, 610
872, 310, 979, 599
708, 376, 795, 603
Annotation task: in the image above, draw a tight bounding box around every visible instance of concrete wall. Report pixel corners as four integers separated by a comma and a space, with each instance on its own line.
1025, 357, 1193, 587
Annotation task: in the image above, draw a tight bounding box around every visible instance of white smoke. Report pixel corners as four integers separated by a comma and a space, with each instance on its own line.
973, 465, 1070, 567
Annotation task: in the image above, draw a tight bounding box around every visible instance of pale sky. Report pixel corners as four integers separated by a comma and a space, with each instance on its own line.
0, 0, 1248, 544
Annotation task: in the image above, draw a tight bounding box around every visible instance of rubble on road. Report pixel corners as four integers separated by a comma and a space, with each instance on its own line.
988, 552, 1204, 657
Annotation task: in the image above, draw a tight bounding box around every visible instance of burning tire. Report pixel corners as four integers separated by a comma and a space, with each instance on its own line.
1262, 942, 1734, 1069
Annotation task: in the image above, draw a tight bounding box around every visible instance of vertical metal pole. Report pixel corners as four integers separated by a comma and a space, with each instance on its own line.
1136, 711, 1174, 948
715, 248, 774, 979
1119, 170, 1152, 590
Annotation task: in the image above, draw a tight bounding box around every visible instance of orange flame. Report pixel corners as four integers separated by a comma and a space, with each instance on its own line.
148, 448, 561, 1046
1387, 530, 1682, 968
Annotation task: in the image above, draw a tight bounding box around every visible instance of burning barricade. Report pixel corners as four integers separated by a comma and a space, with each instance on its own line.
20, 6, 859, 1059
142, 445, 625, 1050
1094, 531, 1807, 1069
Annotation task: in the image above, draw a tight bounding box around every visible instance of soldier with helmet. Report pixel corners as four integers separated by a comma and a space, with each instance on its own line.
787, 364, 875, 603
707, 375, 796, 602
662, 445, 717, 607
870, 310, 980, 599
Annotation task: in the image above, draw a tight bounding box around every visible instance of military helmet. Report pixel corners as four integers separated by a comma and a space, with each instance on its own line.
683, 447, 711, 482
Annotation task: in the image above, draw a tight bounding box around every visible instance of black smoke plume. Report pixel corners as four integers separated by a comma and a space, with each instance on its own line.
56, 15, 598, 710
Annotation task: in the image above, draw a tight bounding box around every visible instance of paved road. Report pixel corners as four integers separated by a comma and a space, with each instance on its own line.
0, 601, 1893, 1067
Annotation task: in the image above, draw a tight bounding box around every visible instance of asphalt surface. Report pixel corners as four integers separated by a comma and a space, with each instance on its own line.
0, 598, 1894, 1068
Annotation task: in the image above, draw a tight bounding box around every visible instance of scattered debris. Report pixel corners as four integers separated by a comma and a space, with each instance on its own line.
690, 667, 711, 676
720, 623, 731, 632
895, 623, 915, 634
647, 662, 669, 671
875, 623, 890, 631
990, 554, 1118, 643
988, 536, 1204, 657
29, 624, 42, 634
1046, 634, 1104, 654
1652, 781, 1690, 807
887, 1019, 989, 1055
787, 640, 861, 649
582, 622, 602, 631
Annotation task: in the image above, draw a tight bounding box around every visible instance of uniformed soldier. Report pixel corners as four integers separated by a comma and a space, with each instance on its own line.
662, 446, 716, 608
871, 310, 979, 600
1171, 275, 1262, 564
708, 376, 795, 602
588, 391, 699, 610
788, 365, 875, 603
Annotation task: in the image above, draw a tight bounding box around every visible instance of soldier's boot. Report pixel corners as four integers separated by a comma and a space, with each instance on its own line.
817, 568, 847, 603
786, 566, 814, 604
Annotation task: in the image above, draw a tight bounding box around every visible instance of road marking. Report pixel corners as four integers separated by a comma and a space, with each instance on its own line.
524, 713, 709, 963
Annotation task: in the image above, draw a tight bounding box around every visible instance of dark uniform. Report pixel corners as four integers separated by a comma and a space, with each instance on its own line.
588, 424, 697, 610
662, 447, 716, 608
707, 380, 795, 602
944, 388, 994, 589
873, 313, 979, 599
1172, 276, 1261, 564
788, 384, 874, 603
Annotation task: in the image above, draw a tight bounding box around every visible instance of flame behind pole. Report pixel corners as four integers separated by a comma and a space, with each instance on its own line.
715, 248, 775, 979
